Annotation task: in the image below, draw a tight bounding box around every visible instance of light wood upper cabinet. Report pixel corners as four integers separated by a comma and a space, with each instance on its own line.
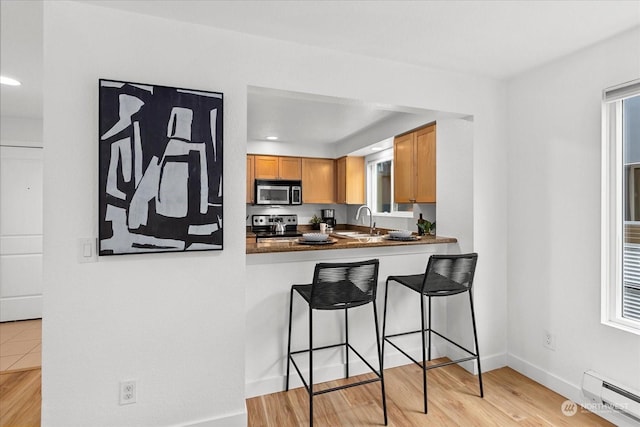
278, 157, 302, 180
254, 155, 301, 180
393, 123, 436, 204
302, 157, 335, 203
336, 156, 365, 204
414, 125, 436, 203
247, 155, 255, 204
393, 132, 415, 203
254, 156, 279, 179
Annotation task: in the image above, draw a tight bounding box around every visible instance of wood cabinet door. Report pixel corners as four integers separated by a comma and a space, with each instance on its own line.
393, 132, 415, 203
254, 155, 279, 179
278, 157, 302, 180
335, 156, 364, 204
415, 125, 436, 203
344, 156, 364, 204
336, 157, 347, 203
302, 158, 335, 203
246, 155, 254, 203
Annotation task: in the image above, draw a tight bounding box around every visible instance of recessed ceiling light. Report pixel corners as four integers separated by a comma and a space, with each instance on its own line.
0, 76, 21, 86
266, 136, 278, 140
371, 147, 384, 151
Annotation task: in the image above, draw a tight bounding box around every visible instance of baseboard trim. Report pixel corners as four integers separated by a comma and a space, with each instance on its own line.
444, 342, 506, 374
183, 409, 247, 427
0, 296, 42, 322
507, 353, 637, 427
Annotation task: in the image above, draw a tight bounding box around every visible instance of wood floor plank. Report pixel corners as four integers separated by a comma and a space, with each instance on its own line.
0, 368, 41, 427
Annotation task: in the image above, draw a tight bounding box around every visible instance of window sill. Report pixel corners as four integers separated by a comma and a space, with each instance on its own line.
601, 318, 640, 336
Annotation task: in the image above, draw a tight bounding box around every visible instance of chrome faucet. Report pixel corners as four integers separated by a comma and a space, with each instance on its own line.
355, 205, 374, 235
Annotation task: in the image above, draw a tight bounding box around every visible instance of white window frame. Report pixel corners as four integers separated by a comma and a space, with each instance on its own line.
602, 78, 640, 335
366, 149, 413, 218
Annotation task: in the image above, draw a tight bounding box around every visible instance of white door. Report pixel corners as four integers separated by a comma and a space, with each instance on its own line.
0, 146, 43, 321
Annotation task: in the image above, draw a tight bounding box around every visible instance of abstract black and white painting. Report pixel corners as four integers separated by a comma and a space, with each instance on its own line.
98, 79, 223, 255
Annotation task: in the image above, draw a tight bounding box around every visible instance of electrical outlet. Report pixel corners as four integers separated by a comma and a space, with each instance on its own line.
119, 380, 136, 405
543, 330, 556, 351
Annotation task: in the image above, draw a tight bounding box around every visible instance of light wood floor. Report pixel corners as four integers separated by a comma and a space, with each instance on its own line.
0, 319, 42, 372
0, 360, 614, 426
247, 360, 614, 426
0, 368, 41, 427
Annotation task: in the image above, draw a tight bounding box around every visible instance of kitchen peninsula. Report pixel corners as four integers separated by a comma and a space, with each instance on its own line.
245, 226, 461, 398
246, 232, 456, 254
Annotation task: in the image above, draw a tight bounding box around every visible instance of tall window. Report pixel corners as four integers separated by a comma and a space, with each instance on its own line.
370, 158, 392, 213
602, 79, 640, 334
366, 149, 413, 216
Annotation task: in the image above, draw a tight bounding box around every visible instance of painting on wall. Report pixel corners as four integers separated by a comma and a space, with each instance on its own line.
98, 79, 223, 255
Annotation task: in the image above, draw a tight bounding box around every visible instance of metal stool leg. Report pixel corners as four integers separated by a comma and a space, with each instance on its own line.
286, 288, 294, 391
427, 296, 432, 361
309, 307, 314, 427
420, 294, 428, 414
381, 279, 390, 369
373, 302, 388, 425
469, 291, 484, 397
345, 307, 350, 378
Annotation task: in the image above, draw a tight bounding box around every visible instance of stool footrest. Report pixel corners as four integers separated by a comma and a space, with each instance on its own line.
385, 327, 478, 359
313, 377, 381, 396
384, 328, 479, 371
289, 342, 383, 396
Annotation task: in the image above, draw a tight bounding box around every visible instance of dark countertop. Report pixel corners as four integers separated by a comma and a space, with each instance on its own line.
246, 230, 457, 254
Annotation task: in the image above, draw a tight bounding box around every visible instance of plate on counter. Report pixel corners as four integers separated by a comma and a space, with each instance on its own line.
298, 238, 337, 245
384, 235, 419, 241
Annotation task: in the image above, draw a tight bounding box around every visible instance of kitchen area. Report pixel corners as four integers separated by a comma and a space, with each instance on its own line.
245, 88, 453, 253
244, 86, 476, 398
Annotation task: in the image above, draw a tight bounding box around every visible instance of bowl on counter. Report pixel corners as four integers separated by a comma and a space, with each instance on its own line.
302, 233, 329, 242
388, 230, 413, 238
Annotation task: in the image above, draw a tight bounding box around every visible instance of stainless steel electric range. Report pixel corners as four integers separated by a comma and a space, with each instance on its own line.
251, 214, 302, 241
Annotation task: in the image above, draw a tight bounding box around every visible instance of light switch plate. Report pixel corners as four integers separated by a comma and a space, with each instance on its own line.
78, 238, 97, 263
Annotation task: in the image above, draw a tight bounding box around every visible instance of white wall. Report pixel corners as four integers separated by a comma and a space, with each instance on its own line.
1, 116, 43, 148
507, 27, 640, 425
247, 140, 335, 158
42, 2, 507, 426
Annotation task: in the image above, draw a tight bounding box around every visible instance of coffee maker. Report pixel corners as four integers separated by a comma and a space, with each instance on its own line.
321, 209, 336, 227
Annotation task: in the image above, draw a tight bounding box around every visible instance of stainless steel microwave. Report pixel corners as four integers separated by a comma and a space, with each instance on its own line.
254, 179, 302, 205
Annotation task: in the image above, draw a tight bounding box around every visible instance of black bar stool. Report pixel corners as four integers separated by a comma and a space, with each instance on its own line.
286, 259, 387, 426
381, 253, 482, 414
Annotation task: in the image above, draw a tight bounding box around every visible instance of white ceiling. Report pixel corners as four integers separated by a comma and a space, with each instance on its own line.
0, 0, 43, 119
84, 0, 640, 79
2, 0, 639, 148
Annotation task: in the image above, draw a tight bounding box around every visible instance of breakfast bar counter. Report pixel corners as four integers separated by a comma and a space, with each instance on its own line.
246, 233, 457, 254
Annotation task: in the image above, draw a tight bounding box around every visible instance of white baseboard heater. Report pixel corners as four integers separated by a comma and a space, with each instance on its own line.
582, 370, 640, 422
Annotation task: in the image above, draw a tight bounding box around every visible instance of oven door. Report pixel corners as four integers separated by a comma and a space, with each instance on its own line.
255, 184, 290, 205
